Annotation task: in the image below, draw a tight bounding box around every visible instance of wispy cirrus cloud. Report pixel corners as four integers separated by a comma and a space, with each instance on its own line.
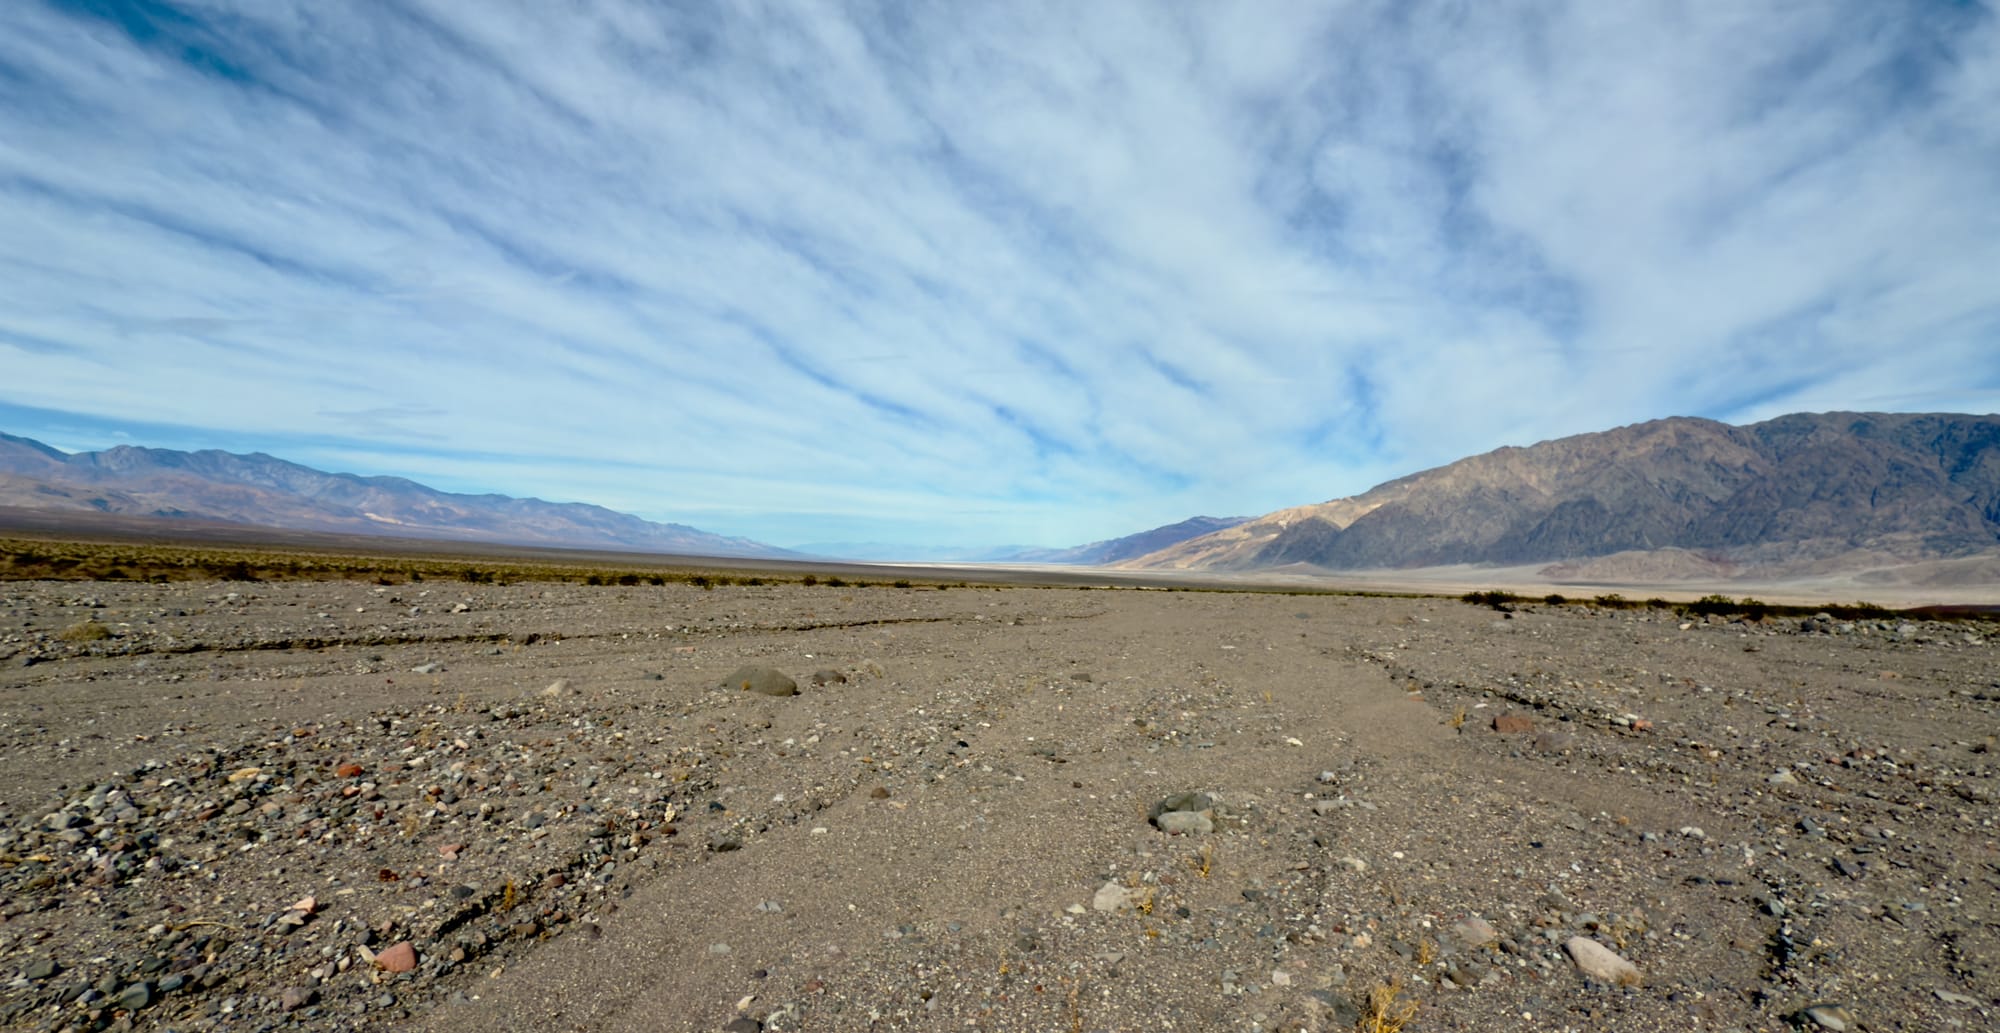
2, 0, 1995, 549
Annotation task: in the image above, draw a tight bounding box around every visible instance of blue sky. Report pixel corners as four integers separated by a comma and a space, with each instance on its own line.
3, 1, 1997, 550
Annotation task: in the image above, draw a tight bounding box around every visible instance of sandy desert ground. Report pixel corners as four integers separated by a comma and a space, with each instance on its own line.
0, 576, 1996, 1033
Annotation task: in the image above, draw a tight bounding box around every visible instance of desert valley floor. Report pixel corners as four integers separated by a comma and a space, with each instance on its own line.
0, 577, 1995, 1032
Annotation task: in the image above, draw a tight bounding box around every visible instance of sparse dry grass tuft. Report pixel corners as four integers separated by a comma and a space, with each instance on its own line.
1358, 979, 1418, 1033
1189, 841, 1214, 879
57, 620, 111, 642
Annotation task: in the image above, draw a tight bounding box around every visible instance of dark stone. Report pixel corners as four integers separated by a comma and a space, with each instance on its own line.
115, 982, 152, 1012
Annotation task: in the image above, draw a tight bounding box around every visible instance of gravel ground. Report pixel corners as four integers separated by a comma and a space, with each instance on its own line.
0, 579, 1995, 1032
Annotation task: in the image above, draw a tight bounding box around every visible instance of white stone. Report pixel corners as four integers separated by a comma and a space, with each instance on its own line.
1563, 936, 1641, 986
1091, 882, 1135, 912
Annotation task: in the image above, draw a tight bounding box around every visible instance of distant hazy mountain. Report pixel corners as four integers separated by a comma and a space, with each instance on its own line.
0, 432, 795, 559
1000, 516, 1253, 565
1126, 412, 2000, 575
787, 542, 1040, 563
797, 516, 1251, 565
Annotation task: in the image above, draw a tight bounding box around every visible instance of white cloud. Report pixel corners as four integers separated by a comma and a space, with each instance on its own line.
0, 0, 1994, 548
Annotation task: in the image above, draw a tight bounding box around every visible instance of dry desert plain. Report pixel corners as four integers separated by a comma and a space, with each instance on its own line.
0, 571, 1997, 1033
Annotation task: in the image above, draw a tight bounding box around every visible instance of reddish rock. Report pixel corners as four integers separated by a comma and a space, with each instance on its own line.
335, 763, 364, 778
1492, 713, 1535, 734
375, 941, 417, 973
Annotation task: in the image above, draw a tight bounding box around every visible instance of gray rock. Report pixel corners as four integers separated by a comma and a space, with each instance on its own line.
1802, 1003, 1855, 1031
722, 666, 798, 697
1532, 731, 1576, 753
1149, 791, 1216, 833
1155, 810, 1214, 835
1451, 915, 1499, 948
1149, 792, 1213, 822
23, 957, 58, 980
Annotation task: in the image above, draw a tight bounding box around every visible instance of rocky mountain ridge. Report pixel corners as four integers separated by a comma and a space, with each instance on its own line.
0, 433, 792, 559
1126, 412, 2000, 577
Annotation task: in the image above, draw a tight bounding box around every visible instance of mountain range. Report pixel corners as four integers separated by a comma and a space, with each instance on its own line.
1124, 412, 2000, 580
5, 411, 1996, 583
0, 433, 794, 559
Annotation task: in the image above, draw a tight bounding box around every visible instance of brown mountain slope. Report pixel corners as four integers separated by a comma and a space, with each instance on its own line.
1126, 412, 2000, 573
